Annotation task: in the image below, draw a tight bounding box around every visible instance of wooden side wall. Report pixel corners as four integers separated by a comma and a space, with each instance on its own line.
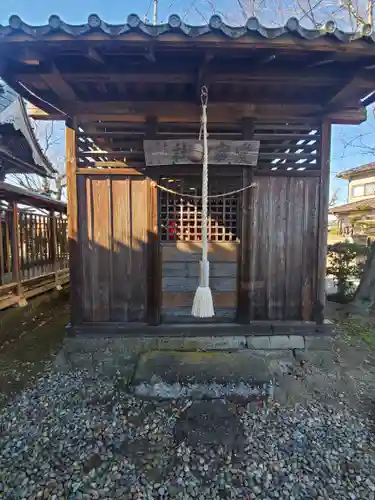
246, 175, 319, 321
77, 175, 151, 322
68, 119, 329, 326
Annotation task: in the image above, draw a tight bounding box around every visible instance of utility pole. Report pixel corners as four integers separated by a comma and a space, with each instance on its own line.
153, 0, 158, 25
368, 0, 374, 27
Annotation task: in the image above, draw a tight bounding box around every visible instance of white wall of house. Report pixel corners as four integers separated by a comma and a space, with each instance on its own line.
349, 174, 375, 202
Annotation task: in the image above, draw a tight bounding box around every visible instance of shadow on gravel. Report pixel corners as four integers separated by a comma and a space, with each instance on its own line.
0, 288, 69, 406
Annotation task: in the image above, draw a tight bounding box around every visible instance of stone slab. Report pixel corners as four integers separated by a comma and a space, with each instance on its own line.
269, 335, 305, 350
247, 336, 271, 349
247, 335, 305, 350
156, 336, 246, 351
132, 350, 273, 400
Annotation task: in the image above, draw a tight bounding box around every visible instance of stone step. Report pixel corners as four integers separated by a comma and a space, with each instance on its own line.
131, 350, 274, 402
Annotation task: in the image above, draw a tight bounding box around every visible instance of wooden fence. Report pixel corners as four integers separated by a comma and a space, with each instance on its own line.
0, 201, 68, 310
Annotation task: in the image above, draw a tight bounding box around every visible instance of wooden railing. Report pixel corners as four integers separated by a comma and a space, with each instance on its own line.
0, 202, 68, 310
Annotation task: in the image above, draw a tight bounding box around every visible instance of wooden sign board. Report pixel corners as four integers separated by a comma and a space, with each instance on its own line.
143, 139, 260, 166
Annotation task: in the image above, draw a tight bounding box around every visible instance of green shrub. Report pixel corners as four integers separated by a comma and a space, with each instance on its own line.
327, 241, 367, 302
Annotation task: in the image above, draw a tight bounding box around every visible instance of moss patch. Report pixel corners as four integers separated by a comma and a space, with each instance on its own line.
336, 315, 375, 349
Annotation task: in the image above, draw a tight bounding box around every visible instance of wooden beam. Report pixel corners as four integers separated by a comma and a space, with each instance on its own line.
3, 33, 375, 54
144, 46, 156, 63
315, 119, 331, 324
324, 76, 362, 110
254, 52, 277, 66
4, 47, 44, 65
87, 47, 105, 64
326, 106, 366, 124
196, 52, 215, 100
40, 65, 76, 102
28, 101, 320, 121
92, 161, 128, 167
76, 167, 144, 175
27, 103, 63, 121
18, 48, 42, 65
25, 99, 367, 125
16, 57, 370, 84
306, 54, 336, 68
18, 69, 358, 87
1, 74, 66, 118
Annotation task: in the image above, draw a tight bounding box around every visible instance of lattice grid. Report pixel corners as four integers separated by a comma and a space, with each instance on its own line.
159, 178, 239, 242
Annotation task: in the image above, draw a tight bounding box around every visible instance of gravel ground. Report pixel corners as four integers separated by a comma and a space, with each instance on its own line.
1, 297, 375, 499
1, 370, 375, 500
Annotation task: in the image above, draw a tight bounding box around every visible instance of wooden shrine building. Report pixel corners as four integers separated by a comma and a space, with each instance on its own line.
1, 14, 375, 333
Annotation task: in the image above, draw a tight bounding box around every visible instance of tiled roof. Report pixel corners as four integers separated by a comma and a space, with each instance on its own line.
0, 80, 17, 113
337, 162, 375, 179
0, 79, 54, 175
330, 198, 375, 214
0, 14, 374, 43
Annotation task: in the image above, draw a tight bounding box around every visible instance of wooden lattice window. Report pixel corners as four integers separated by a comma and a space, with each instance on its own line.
159, 178, 239, 242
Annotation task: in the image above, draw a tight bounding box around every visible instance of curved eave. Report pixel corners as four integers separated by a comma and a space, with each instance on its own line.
18, 96, 56, 175
0, 147, 52, 177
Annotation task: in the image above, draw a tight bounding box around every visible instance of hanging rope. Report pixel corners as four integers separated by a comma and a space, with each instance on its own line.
153, 180, 256, 199
191, 86, 215, 318
201, 85, 209, 279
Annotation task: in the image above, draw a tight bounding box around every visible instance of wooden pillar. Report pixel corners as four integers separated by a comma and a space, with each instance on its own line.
5, 210, 11, 284
146, 116, 161, 325
315, 119, 332, 324
10, 201, 26, 306
0, 214, 4, 286
238, 118, 254, 323
50, 211, 61, 291
66, 118, 80, 324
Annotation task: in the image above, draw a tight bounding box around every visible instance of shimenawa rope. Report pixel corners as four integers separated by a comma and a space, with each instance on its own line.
191, 86, 215, 318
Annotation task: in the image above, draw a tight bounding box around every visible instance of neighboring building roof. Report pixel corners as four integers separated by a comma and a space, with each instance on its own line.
0, 182, 66, 212
330, 198, 375, 214
0, 82, 17, 112
337, 162, 375, 179
0, 14, 373, 43
0, 81, 55, 177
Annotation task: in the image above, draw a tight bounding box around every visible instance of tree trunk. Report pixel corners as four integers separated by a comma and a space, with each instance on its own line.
353, 242, 375, 306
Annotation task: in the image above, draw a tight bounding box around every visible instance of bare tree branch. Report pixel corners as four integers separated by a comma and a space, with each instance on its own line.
200, 0, 374, 28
